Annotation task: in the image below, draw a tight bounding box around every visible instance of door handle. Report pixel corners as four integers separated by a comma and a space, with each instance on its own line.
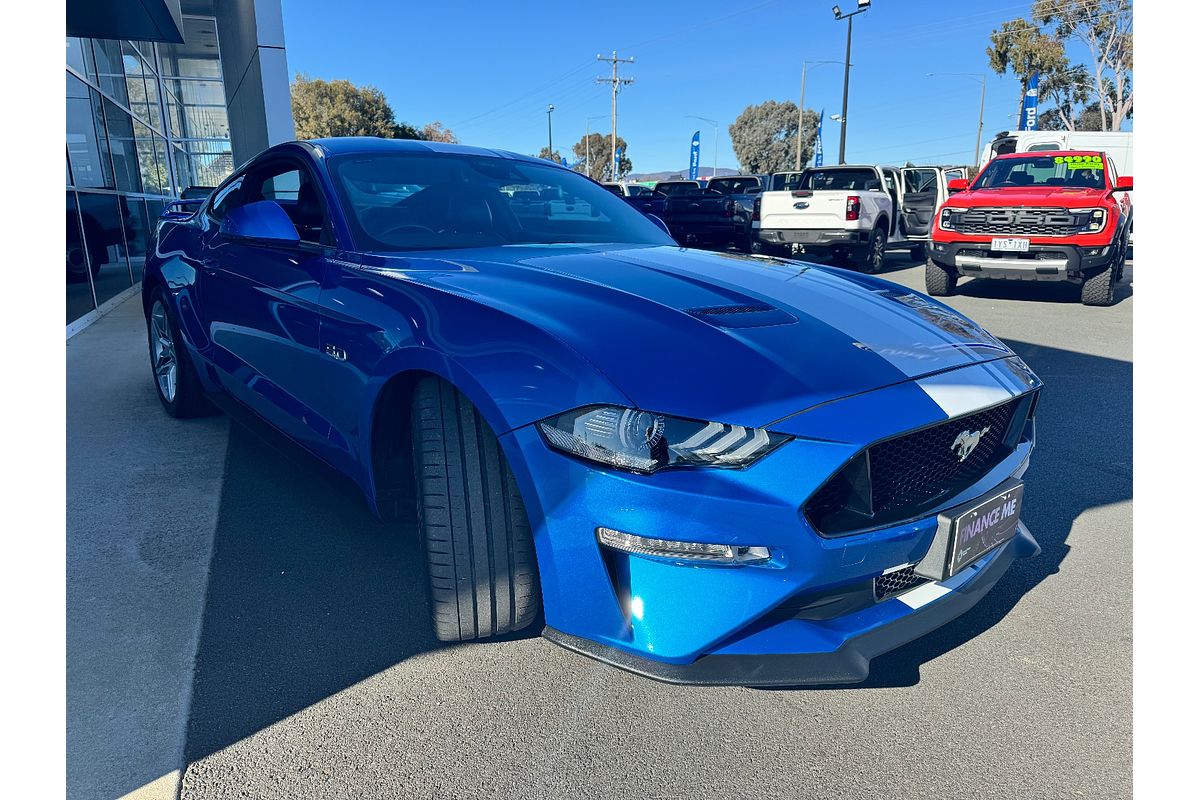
323, 344, 347, 361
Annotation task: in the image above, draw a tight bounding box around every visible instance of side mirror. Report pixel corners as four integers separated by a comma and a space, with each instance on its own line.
1115, 176, 1133, 191
220, 200, 300, 242
646, 213, 673, 237
947, 178, 971, 193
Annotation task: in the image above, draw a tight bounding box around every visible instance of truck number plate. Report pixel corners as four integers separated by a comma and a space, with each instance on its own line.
990, 237, 1030, 252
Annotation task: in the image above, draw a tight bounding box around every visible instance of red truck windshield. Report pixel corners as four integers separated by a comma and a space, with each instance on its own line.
974, 154, 1108, 190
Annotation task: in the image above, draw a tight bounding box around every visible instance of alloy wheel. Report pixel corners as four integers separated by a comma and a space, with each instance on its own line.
150, 301, 178, 403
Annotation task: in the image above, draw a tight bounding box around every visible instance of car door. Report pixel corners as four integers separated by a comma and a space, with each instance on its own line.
200, 157, 342, 455
899, 167, 941, 239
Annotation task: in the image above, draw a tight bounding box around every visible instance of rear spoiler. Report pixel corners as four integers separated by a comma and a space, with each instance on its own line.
159, 198, 205, 220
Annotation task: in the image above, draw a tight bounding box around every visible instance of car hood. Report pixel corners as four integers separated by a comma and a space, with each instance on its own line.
368, 245, 1014, 427
947, 186, 1110, 208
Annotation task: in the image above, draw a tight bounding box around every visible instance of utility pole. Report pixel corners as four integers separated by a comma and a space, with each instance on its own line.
926, 72, 987, 167
596, 51, 634, 180
547, 104, 555, 157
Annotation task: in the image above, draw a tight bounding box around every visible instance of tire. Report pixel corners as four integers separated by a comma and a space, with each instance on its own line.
857, 225, 886, 274
1081, 263, 1117, 306
412, 377, 540, 642
924, 258, 958, 297
910, 243, 927, 262
147, 287, 216, 418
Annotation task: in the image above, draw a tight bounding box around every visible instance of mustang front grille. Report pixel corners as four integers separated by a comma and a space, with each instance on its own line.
945, 206, 1091, 237
804, 395, 1034, 536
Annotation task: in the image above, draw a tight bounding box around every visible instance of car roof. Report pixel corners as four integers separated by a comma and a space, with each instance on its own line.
300, 136, 550, 166
994, 150, 1104, 159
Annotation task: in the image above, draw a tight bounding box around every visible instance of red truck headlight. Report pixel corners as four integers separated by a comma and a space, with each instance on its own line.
1084, 208, 1107, 232
846, 195, 861, 221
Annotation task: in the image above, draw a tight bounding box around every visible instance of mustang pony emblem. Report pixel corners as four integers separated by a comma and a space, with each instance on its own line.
951, 426, 990, 462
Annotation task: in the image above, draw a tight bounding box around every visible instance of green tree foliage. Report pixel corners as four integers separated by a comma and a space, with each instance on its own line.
572, 133, 631, 181
728, 101, 820, 174
987, 0, 1131, 131
1033, 0, 1132, 131
291, 74, 422, 140
420, 121, 459, 143
534, 146, 565, 164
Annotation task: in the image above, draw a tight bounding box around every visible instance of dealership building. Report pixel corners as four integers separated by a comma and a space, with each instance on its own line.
66, 0, 294, 334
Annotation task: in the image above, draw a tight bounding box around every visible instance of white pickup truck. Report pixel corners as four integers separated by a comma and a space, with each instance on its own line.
754, 165, 963, 273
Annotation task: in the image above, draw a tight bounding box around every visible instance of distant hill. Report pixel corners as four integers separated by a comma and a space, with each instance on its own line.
626, 166, 742, 182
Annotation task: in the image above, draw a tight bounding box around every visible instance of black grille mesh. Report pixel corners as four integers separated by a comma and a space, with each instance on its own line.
806, 398, 1026, 536
874, 566, 929, 600
948, 206, 1089, 237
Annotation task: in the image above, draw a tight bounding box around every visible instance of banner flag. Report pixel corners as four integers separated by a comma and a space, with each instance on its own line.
1020, 72, 1040, 131
814, 110, 825, 168
688, 132, 701, 180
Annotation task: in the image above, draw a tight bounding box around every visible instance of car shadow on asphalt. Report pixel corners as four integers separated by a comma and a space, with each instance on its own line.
789, 338, 1132, 690
182, 419, 539, 764
956, 262, 1133, 306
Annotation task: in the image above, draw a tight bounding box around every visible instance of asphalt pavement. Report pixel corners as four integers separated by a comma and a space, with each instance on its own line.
68, 255, 1133, 800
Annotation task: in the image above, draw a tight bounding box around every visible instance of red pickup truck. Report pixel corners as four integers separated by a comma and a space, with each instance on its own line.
927, 151, 1132, 306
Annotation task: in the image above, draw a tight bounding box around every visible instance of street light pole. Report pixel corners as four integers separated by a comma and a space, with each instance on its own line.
795, 60, 842, 170
832, 1, 871, 165
926, 72, 987, 166
547, 104, 555, 157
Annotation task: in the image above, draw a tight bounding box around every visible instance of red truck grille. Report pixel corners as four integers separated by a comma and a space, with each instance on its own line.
946, 206, 1091, 237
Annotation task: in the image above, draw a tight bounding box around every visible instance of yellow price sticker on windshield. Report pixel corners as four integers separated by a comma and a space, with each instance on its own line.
1055, 154, 1104, 170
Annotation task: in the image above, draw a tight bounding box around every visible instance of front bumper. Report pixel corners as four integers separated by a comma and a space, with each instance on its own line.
929, 240, 1115, 282
545, 522, 1039, 685
499, 358, 1042, 685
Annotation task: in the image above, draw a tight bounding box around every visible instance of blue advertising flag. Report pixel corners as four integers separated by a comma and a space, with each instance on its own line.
1020, 72, 1040, 131
688, 131, 701, 181
814, 110, 825, 168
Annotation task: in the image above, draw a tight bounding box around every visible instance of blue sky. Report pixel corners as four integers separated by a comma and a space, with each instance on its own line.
280, 0, 1064, 172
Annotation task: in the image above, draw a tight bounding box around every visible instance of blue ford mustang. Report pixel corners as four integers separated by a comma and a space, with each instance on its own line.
143, 137, 1041, 685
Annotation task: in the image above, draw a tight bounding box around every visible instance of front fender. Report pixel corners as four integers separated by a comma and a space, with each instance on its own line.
316, 265, 634, 504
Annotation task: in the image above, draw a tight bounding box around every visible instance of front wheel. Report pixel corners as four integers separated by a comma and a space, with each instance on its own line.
857, 226, 886, 274
147, 288, 216, 418
924, 259, 958, 296
412, 377, 540, 642
1081, 264, 1116, 306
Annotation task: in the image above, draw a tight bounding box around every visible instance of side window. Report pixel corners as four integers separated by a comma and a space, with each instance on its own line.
882, 171, 898, 196
903, 169, 937, 194
244, 161, 333, 245
208, 175, 245, 222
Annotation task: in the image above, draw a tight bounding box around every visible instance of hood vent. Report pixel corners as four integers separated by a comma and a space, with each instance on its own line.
686, 303, 797, 329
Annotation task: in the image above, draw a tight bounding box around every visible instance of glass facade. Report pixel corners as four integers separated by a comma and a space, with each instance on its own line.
66, 18, 233, 325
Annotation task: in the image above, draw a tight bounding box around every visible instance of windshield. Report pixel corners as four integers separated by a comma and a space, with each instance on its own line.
328, 152, 675, 252
974, 154, 1108, 190
707, 177, 759, 195
800, 168, 879, 190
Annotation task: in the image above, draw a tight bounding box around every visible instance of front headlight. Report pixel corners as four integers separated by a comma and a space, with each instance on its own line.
1084, 208, 1107, 232
940, 206, 955, 230
538, 405, 790, 474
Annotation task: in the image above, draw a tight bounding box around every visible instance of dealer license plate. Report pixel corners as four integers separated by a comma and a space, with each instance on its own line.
991, 237, 1030, 252
916, 480, 1024, 582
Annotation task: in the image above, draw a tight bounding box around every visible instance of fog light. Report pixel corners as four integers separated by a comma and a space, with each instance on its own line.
596, 527, 770, 564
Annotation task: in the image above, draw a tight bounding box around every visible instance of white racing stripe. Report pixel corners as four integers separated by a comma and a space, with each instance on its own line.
897, 582, 951, 609
917, 373, 1015, 418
